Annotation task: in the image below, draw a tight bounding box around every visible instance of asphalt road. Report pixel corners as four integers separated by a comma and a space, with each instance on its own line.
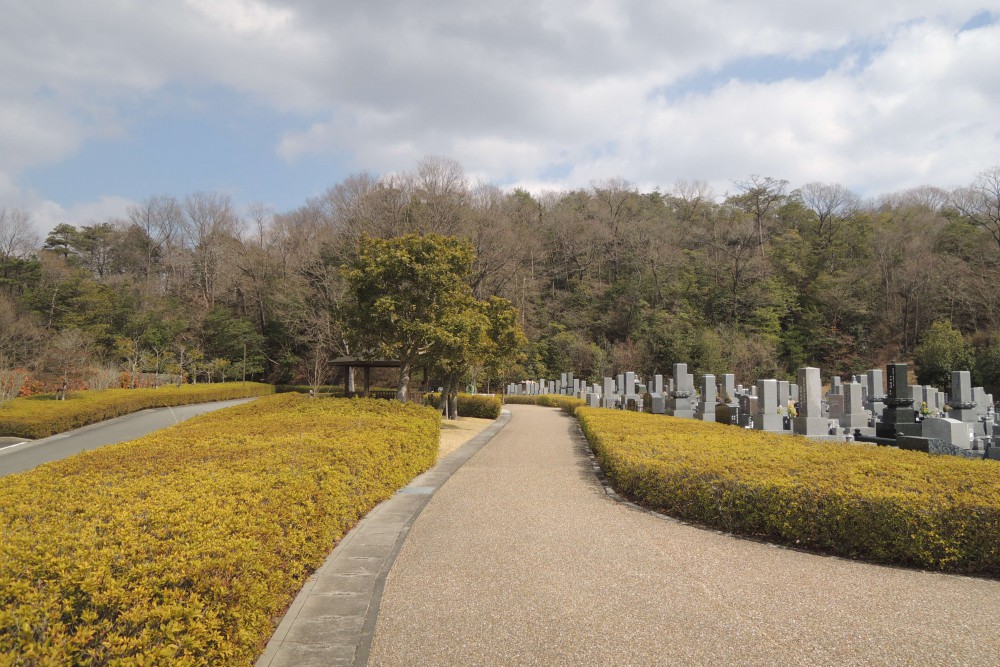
0, 397, 257, 477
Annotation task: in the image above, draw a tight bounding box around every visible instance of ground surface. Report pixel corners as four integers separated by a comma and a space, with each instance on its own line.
369, 404, 1000, 666
0, 398, 257, 477
438, 416, 495, 460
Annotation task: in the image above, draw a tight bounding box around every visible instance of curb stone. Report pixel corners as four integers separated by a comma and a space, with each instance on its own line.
256, 409, 512, 667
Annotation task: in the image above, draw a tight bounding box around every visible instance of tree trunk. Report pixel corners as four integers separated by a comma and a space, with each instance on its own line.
448, 383, 458, 421
396, 364, 410, 402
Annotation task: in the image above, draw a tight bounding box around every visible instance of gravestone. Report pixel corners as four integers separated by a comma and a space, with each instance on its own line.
644, 375, 666, 414
738, 393, 753, 427
666, 363, 695, 418
754, 379, 784, 431
721, 374, 737, 405
876, 363, 920, 439
793, 367, 830, 436
865, 369, 886, 421
778, 381, 790, 411
696, 374, 717, 422
829, 376, 842, 395
602, 377, 618, 409
949, 371, 977, 419
790, 383, 799, 403
841, 382, 872, 433
717, 373, 739, 424
827, 393, 845, 421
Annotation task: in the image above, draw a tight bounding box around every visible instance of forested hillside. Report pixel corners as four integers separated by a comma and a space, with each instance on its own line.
2, 157, 1000, 392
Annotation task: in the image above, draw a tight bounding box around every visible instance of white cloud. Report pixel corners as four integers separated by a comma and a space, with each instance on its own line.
0, 0, 997, 215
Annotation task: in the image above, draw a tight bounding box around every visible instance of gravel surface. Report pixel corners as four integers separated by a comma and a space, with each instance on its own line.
369, 404, 1000, 666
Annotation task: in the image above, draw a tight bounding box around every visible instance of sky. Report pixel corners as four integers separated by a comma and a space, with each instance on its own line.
2, 1, 999, 240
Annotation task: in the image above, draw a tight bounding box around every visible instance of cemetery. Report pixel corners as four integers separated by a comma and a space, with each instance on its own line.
506, 361, 1000, 461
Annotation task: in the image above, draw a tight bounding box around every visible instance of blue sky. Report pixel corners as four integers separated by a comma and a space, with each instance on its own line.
1, 1, 998, 239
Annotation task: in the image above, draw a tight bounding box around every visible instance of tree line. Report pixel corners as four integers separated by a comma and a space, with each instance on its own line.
2, 157, 1000, 397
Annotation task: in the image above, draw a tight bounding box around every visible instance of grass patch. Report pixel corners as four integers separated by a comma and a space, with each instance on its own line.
0, 394, 440, 665
577, 407, 1000, 575
0, 383, 274, 439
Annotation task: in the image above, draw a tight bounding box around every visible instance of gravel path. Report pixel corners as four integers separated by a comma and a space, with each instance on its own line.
369, 404, 1000, 666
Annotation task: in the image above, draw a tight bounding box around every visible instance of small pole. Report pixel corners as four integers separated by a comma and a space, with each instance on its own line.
242, 342, 247, 385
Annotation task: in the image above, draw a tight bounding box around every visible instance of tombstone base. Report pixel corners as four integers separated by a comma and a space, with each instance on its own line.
793, 417, 830, 437
645, 394, 666, 414
695, 404, 716, 422
753, 413, 785, 432
666, 409, 696, 419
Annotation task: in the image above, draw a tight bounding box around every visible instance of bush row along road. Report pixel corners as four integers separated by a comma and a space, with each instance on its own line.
0, 398, 257, 477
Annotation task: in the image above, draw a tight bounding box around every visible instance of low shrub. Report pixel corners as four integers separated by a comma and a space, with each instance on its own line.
0, 394, 440, 665
0, 382, 274, 439
424, 393, 502, 419
577, 408, 1000, 575
504, 393, 585, 415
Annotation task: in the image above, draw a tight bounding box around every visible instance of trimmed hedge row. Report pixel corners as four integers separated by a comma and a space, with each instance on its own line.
425, 393, 502, 419
577, 407, 1000, 575
0, 383, 274, 439
503, 393, 585, 414
0, 394, 440, 666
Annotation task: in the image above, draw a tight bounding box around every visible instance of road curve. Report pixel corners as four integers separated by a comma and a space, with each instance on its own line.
369, 404, 1000, 666
0, 398, 258, 477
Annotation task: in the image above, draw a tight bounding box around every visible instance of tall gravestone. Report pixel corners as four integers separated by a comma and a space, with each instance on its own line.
644, 373, 666, 414
716, 374, 740, 424
754, 379, 784, 431
696, 374, 717, 422
722, 374, 737, 405
876, 363, 920, 439
602, 377, 617, 409
866, 369, 886, 422
793, 367, 829, 436
666, 363, 695, 418
841, 382, 872, 433
949, 371, 984, 435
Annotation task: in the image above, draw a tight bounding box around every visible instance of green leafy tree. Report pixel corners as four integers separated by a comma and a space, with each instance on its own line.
914, 321, 974, 388
343, 233, 481, 401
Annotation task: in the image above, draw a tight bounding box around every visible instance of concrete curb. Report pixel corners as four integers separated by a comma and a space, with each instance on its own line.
255, 410, 512, 667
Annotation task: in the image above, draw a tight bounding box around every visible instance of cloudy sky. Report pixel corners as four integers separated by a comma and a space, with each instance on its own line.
2, 1, 998, 238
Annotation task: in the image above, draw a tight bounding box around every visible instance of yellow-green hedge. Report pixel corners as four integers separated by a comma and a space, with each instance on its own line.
0, 394, 440, 666
0, 383, 274, 439
504, 393, 584, 415
577, 408, 1000, 575
424, 393, 502, 419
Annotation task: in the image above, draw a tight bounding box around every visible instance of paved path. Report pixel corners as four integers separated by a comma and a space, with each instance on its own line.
0, 398, 257, 477
256, 412, 511, 667
369, 404, 1000, 666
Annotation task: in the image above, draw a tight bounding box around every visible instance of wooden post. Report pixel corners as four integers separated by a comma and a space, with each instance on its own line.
364, 366, 371, 397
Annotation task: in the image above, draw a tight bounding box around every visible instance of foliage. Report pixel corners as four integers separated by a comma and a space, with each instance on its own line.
7, 160, 1000, 393
577, 407, 1000, 574
503, 393, 585, 415
0, 383, 274, 439
0, 394, 440, 666
914, 321, 974, 387
424, 392, 501, 419
343, 233, 479, 396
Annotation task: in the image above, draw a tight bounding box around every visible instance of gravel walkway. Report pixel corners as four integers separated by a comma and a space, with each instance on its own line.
369, 404, 1000, 666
